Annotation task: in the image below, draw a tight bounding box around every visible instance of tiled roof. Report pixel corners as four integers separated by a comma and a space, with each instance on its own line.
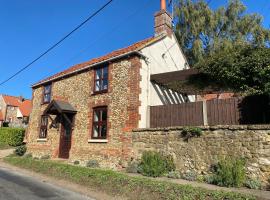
1, 95, 32, 117
0, 111, 3, 121
33, 36, 160, 87
19, 100, 32, 117
2, 95, 21, 107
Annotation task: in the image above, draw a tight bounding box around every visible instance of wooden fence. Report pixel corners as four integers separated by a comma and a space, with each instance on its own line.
150, 97, 270, 128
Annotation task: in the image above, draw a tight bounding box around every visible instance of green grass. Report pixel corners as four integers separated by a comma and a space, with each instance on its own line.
4, 156, 256, 200
0, 142, 11, 150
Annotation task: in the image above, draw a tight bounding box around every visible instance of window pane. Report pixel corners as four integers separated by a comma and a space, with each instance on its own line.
44, 85, 51, 93
44, 94, 50, 102
102, 79, 108, 90
95, 69, 102, 79
95, 80, 100, 91
101, 125, 107, 138
41, 116, 48, 126
40, 129, 47, 138
94, 111, 99, 122
101, 110, 107, 121
103, 67, 108, 78
93, 125, 99, 138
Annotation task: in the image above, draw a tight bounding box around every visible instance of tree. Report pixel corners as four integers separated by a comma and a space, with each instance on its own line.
174, 0, 270, 65
195, 45, 270, 95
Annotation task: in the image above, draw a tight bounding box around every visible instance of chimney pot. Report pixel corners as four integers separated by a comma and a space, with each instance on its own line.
161, 0, 166, 10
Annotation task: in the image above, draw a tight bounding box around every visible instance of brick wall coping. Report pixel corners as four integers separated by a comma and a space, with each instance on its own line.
133, 125, 270, 132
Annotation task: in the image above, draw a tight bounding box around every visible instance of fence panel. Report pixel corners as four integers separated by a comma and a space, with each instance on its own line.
206, 98, 241, 125
150, 102, 204, 128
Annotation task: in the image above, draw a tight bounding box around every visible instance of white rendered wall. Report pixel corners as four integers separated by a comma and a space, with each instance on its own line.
138, 34, 194, 128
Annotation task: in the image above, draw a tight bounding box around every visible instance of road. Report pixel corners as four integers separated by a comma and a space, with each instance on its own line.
0, 166, 94, 200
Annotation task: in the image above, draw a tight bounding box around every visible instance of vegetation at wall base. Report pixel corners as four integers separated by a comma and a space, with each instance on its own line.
139, 151, 176, 177
212, 157, 246, 187
0, 128, 25, 147
4, 156, 255, 200
181, 127, 202, 141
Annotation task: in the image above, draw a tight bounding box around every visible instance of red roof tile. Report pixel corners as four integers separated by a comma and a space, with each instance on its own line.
2, 95, 21, 106
19, 100, 32, 117
33, 36, 160, 87
1, 95, 32, 117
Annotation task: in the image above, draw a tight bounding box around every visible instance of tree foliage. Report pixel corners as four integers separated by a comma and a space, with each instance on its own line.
195, 45, 270, 95
174, 0, 270, 64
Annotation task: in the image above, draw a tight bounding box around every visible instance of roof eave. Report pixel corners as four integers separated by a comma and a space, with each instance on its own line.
32, 35, 166, 88
32, 50, 144, 88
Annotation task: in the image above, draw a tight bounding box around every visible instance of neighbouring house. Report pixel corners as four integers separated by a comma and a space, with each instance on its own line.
27, 0, 194, 167
0, 94, 32, 128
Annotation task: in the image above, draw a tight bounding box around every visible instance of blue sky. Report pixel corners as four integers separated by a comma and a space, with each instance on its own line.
0, 0, 269, 99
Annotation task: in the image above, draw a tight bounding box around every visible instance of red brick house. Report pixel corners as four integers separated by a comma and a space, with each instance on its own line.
27, 0, 192, 167
0, 94, 32, 127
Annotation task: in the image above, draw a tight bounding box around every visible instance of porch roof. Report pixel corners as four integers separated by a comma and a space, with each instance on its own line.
43, 100, 77, 115
150, 69, 229, 95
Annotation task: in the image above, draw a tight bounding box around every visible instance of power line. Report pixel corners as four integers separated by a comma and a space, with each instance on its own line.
40, 0, 154, 80
0, 0, 114, 86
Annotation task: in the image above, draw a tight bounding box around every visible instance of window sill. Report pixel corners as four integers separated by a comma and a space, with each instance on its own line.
37, 138, 47, 142
91, 90, 108, 96
88, 139, 108, 143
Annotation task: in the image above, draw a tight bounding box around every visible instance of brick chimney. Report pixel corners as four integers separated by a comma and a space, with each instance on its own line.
154, 0, 173, 36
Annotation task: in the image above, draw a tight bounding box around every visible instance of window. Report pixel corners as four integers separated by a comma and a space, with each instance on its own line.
92, 107, 107, 139
43, 84, 52, 103
94, 66, 108, 93
39, 115, 48, 138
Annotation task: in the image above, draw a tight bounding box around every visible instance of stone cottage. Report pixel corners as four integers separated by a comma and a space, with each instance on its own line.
0, 94, 32, 128
27, 0, 192, 167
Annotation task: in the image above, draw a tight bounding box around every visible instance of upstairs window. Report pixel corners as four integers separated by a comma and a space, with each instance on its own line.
92, 107, 107, 139
39, 115, 48, 139
43, 84, 52, 103
94, 66, 108, 93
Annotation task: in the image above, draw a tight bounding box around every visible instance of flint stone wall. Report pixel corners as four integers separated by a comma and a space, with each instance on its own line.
132, 125, 270, 182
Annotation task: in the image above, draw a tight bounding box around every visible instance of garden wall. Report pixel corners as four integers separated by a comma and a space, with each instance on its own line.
132, 125, 270, 183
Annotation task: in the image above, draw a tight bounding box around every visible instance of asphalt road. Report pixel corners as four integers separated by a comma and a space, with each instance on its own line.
0, 166, 94, 200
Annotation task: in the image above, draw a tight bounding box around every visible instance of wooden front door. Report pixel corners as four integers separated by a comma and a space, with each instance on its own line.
59, 114, 73, 159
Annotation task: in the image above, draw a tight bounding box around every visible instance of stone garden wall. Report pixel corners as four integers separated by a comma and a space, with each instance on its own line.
132, 125, 270, 182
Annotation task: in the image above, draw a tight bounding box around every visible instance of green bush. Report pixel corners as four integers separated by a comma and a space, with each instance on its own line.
3, 156, 255, 200
182, 170, 197, 181
74, 160, 80, 165
0, 128, 25, 146
245, 178, 262, 190
167, 171, 181, 179
86, 160, 100, 168
204, 175, 215, 184
212, 157, 246, 187
182, 127, 202, 141
139, 151, 175, 177
14, 145, 26, 156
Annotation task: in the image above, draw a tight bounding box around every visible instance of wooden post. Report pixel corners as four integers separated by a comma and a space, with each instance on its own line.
146, 106, 150, 128
203, 100, 208, 126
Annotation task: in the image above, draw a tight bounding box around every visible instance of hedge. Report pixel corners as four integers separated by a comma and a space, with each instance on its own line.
4, 156, 256, 200
0, 128, 25, 146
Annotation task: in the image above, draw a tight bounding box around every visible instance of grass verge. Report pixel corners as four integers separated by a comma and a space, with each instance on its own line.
4, 156, 256, 200
0, 142, 11, 150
